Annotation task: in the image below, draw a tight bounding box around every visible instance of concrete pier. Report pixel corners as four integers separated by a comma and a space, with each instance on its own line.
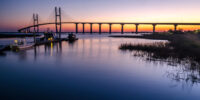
75, 23, 78, 33
121, 24, 124, 34
135, 24, 139, 34
82, 23, 85, 33
174, 24, 178, 32
109, 24, 112, 34
99, 23, 102, 34
153, 24, 156, 33
90, 23, 93, 33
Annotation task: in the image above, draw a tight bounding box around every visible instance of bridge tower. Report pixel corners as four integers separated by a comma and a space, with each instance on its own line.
55, 7, 62, 40
33, 14, 39, 33
33, 13, 39, 43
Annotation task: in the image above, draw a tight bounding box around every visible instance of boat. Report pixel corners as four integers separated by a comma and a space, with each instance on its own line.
0, 44, 11, 52
10, 40, 34, 51
0, 45, 7, 52
36, 35, 45, 42
10, 43, 34, 51
35, 32, 57, 45
38, 32, 55, 42
64, 33, 78, 42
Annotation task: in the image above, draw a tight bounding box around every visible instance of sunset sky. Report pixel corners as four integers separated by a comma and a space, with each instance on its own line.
1, 0, 200, 32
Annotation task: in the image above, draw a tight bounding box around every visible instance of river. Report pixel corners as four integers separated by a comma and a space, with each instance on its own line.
0, 34, 199, 100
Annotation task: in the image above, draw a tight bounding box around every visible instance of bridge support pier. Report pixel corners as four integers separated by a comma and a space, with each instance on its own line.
75, 23, 78, 33
99, 23, 102, 34
174, 24, 178, 32
25, 28, 28, 33
82, 23, 85, 34
28, 28, 31, 33
153, 24, 156, 33
135, 24, 139, 34
26, 28, 30, 33
90, 23, 93, 34
109, 24, 112, 34
121, 24, 124, 34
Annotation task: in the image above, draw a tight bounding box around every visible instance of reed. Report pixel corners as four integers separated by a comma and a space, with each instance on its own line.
119, 31, 200, 61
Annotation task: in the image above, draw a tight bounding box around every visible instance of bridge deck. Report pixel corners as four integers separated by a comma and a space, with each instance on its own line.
18, 22, 200, 32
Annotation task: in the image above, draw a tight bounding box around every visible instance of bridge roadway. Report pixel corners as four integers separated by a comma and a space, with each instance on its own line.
18, 22, 200, 33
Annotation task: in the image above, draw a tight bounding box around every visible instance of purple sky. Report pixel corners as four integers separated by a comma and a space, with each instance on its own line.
1, 0, 200, 32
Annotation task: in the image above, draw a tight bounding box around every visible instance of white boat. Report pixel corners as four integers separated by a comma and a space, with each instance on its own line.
10, 40, 34, 51
11, 44, 34, 50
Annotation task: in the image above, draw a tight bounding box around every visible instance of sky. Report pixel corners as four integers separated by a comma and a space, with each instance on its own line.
1, 0, 200, 32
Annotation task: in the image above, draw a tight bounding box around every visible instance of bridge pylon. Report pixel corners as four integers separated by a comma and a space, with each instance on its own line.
55, 7, 62, 39
33, 14, 39, 33
33, 13, 39, 43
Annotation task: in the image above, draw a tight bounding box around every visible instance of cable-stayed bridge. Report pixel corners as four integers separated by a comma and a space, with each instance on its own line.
18, 7, 200, 35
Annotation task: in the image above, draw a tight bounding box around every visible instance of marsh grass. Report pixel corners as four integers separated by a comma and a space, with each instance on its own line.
119, 33, 200, 61
119, 32, 200, 84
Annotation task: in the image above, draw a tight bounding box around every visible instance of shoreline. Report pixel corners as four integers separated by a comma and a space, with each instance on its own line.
0, 32, 42, 38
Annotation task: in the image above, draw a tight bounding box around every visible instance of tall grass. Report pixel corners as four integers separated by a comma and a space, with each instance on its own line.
119, 33, 200, 61
119, 32, 200, 84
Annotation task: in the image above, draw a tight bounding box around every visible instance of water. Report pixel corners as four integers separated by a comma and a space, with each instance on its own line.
0, 34, 200, 100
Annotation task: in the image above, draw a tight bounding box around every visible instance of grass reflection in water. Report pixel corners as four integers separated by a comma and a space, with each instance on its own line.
120, 42, 200, 87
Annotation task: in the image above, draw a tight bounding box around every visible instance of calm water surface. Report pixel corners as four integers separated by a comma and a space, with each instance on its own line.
0, 34, 200, 100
